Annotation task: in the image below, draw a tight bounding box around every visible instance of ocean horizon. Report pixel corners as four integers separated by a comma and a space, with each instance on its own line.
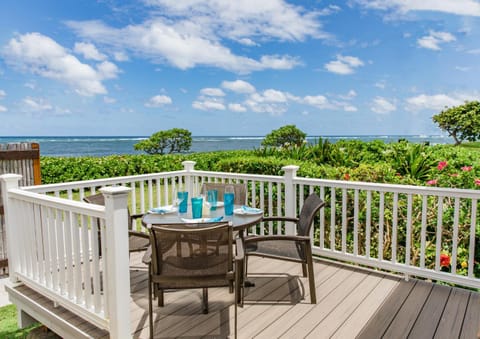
0, 135, 453, 157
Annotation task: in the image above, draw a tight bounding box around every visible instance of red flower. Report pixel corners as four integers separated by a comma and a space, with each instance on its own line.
440, 253, 450, 267
475, 179, 480, 186
344, 173, 350, 180
461, 166, 473, 172
426, 179, 438, 185
437, 161, 448, 171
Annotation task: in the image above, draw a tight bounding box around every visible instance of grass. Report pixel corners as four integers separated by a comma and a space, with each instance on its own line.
0, 304, 41, 338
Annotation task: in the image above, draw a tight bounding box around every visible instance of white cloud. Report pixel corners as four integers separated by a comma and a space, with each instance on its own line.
145, 94, 173, 107
104, 96, 116, 104
405, 93, 477, 111
113, 51, 129, 61
192, 99, 226, 111
355, 0, 480, 16
228, 103, 247, 112
343, 105, 358, 112
66, 0, 325, 74
96, 61, 120, 79
324, 55, 364, 75
221, 80, 256, 94
74, 42, 107, 61
303, 95, 331, 109
375, 80, 386, 89
23, 97, 53, 111
338, 90, 357, 100
455, 66, 470, 72
67, 19, 300, 73
142, 0, 327, 41
371, 96, 396, 114
417, 31, 456, 50
0, 90, 5, 98
2, 33, 118, 96
200, 88, 225, 96
0, 105, 6, 112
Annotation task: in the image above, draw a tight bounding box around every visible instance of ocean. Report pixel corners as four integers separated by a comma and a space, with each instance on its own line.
0, 135, 453, 157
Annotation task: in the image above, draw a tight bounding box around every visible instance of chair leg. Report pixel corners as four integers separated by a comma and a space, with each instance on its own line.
302, 263, 307, 277
148, 275, 154, 339
202, 288, 209, 314
158, 288, 164, 307
234, 279, 238, 339
306, 258, 316, 304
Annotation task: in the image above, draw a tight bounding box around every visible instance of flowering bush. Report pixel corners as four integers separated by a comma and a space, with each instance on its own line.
425, 160, 480, 189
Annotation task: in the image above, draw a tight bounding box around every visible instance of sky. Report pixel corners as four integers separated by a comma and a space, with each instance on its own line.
1, 0, 480, 137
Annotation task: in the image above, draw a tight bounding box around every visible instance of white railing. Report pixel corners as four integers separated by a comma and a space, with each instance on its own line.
1, 175, 131, 338
1, 161, 479, 336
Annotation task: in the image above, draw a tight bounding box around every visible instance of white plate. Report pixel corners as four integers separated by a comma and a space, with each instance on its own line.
209, 201, 224, 207
233, 207, 263, 215
181, 217, 224, 223
148, 205, 177, 214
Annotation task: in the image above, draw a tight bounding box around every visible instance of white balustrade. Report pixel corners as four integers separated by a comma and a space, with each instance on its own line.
1, 160, 479, 337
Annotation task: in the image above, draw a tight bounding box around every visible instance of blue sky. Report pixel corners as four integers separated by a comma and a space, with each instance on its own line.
1, 0, 480, 137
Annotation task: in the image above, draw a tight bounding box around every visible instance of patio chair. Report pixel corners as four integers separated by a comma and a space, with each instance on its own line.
83, 193, 150, 254
146, 222, 244, 339
243, 193, 325, 304
201, 182, 247, 205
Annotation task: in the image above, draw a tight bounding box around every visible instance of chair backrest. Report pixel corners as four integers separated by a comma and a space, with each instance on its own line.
201, 183, 247, 205
0, 142, 41, 272
83, 192, 134, 226
297, 193, 325, 236
149, 222, 233, 288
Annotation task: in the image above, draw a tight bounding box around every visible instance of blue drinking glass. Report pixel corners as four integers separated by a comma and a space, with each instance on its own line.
224, 185, 235, 216
207, 190, 218, 211
191, 197, 203, 219
177, 191, 188, 213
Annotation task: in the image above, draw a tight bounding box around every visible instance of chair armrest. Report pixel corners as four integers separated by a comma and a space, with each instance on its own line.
129, 230, 150, 239
261, 216, 299, 223
131, 213, 144, 220
142, 246, 152, 265
244, 234, 311, 243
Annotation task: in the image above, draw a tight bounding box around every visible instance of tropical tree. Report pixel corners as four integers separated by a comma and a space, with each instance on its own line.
134, 128, 192, 155
432, 101, 480, 145
261, 125, 307, 147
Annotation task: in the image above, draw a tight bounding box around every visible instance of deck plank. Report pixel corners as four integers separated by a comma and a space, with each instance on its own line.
408, 283, 451, 338
356, 278, 417, 338
305, 272, 386, 338
460, 292, 480, 339
330, 274, 399, 339
6, 254, 480, 339
434, 287, 470, 339
278, 268, 368, 338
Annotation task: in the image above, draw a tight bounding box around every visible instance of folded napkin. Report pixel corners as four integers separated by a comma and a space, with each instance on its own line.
149, 206, 175, 214
241, 206, 262, 213
181, 216, 224, 223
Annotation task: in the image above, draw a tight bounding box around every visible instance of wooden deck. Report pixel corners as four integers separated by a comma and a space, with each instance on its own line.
7, 253, 480, 338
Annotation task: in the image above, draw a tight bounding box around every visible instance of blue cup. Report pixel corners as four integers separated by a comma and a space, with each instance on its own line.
207, 190, 218, 211
177, 191, 188, 213
191, 197, 203, 219
224, 192, 234, 216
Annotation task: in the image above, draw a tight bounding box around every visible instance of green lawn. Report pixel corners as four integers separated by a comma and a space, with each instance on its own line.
0, 304, 41, 338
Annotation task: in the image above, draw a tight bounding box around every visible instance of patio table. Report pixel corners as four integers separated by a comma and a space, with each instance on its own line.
141, 204, 263, 233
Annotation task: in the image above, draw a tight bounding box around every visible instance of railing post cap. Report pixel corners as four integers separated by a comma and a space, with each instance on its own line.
99, 186, 131, 196
182, 160, 196, 171
0, 174, 23, 182
282, 165, 300, 171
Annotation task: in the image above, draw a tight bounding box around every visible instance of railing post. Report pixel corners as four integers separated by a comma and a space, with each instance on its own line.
182, 161, 197, 197
99, 186, 132, 339
282, 165, 299, 235
0, 174, 23, 283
